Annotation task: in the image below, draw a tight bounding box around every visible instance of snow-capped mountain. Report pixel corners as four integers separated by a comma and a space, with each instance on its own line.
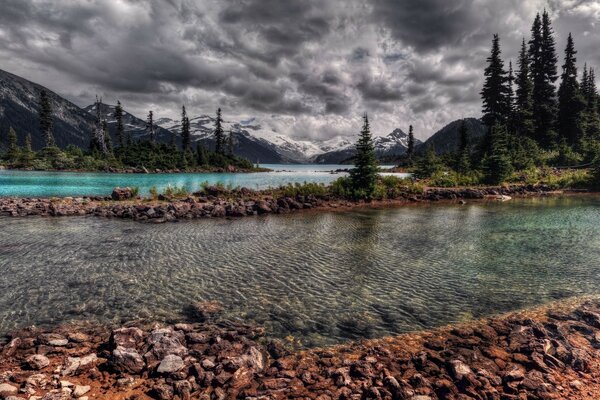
157, 114, 354, 163
314, 128, 422, 164
0, 67, 481, 163
83, 103, 175, 144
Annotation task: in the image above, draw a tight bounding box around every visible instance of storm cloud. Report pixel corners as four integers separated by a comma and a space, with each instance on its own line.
0, 0, 598, 141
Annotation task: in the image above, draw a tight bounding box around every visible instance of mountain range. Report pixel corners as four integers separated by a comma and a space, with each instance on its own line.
0, 68, 486, 163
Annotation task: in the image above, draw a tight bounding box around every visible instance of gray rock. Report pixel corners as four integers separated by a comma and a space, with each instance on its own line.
112, 346, 145, 374
157, 355, 184, 374
27, 354, 50, 370
61, 354, 98, 376
111, 327, 144, 348
449, 359, 472, 380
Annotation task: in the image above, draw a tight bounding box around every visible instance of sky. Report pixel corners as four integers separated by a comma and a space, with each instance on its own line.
0, 0, 599, 142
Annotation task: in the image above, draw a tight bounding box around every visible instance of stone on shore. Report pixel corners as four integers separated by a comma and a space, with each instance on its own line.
26, 354, 50, 370
156, 355, 184, 374
111, 187, 134, 201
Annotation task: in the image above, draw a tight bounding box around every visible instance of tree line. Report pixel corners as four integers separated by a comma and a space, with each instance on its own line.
2, 93, 253, 171
396, 10, 600, 186
478, 10, 599, 183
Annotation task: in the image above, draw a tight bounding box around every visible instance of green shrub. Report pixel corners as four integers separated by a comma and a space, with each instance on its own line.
330, 176, 353, 198
163, 184, 189, 199
149, 186, 158, 200
278, 182, 328, 198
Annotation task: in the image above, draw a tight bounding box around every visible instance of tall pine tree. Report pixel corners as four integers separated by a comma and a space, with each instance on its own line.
146, 111, 155, 142
456, 120, 471, 173
349, 114, 378, 197
483, 123, 513, 184
406, 125, 415, 162
529, 10, 558, 146
181, 105, 191, 152
481, 34, 511, 127
114, 100, 125, 148
6, 127, 19, 163
582, 66, 600, 140
214, 108, 225, 154
515, 38, 535, 138
557, 33, 586, 145
38, 90, 55, 148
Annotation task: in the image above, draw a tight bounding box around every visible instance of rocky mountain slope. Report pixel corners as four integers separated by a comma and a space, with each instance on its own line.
417, 117, 487, 154
0, 68, 95, 150
0, 67, 485, 163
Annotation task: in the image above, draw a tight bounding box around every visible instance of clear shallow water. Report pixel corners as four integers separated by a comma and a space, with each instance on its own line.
0, 164, 402, 197
1, 196, 599, 346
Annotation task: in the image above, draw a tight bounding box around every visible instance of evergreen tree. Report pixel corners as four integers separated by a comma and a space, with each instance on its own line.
146, 111, 155, 142
456, 120, 471, 173
114, 100, 125, 148
507, 61, 515, 112
483, 123, 513, 184
481, 34, 511, 127
406, 125, 415, 162
181, 105, 191, 152
349, 114, 378, 197
196, 142, 208, 166
227, 130, 234, 156
6, 127, 19, 163
582, 66, 600, 140
214, 108, 225, 154
557, 33, 586, 145
21, 133, 33, 166
38, 90, 56, 148
529, 11, 558, 146
103, 120, 113, 153
515, 38, 535, 138
415, 143, 442, 179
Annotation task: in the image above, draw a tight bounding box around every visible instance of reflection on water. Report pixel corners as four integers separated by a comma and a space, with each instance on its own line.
0, 196, 599, 346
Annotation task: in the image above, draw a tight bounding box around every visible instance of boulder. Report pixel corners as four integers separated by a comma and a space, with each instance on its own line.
111, 187, 135, 201
112, 346, 145, 374
0, 383, 18, 397
73, 385, 90, 397
61, 354, 97, 376
157, 355, 185, 374
111, 327, 145, 349
27, 354, 50, 370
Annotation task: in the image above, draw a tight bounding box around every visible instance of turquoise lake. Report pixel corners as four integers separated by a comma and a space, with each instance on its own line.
0, 196, 599, 346
0, 164, 403, 197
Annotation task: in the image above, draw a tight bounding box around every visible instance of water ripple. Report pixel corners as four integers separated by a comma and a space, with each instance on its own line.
1, 196, 600, 346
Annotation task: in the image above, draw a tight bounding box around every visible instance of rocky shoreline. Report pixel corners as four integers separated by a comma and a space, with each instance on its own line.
0, 184, 587, 223
1, 298, 600, 399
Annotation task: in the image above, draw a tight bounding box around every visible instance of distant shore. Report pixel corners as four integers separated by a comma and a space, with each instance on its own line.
0, 165, 271, 174
1, 296, 599, 399
0, 183, 594, 223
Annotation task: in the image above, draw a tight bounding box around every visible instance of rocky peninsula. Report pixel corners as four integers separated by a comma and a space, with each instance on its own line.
0, 184, 585, 223
1, 298, 600, 399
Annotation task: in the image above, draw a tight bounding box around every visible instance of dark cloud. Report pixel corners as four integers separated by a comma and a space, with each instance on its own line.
0, 0, 597, 141
371, 0, 480, 52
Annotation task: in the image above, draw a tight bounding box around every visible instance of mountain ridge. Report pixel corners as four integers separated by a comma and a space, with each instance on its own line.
0, 67, 483, 163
